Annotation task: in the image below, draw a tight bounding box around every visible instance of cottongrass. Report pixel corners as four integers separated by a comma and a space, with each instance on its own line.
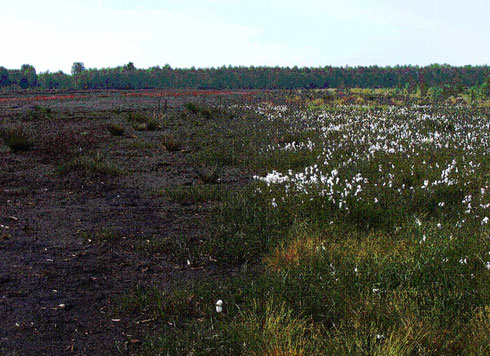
113, 99, 489, 355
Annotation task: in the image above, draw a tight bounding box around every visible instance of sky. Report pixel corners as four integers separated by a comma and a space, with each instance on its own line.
1, 0, 489, 73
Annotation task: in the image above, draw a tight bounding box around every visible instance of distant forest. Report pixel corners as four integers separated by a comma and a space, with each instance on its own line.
0, 63, 488, 90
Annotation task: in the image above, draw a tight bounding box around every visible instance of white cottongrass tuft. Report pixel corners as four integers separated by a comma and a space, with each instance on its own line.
215, 299, 223, 313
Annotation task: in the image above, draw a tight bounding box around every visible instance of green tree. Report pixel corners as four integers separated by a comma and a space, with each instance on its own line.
20, 64, 37, 88
483, 76, 490, 98
0, 66, 9, 87
71, 62, 86, 76
124, 62, 136, 72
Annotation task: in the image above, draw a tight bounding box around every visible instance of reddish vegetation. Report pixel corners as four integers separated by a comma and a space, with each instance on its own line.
0, 90, 258, 103
0, 95, 91, 103
123, 90, 258, 97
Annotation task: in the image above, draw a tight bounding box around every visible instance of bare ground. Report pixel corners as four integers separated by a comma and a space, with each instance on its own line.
0, 93, 244, 355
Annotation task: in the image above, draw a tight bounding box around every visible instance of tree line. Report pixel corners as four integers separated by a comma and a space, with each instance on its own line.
0, 62, 488, 90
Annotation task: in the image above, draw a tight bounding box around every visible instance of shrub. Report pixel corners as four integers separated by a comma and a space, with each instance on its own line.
132, 122, 148, 131
107, 123, 125, 136
147, 118, 160, 131
161, 133, 183, 151
26, 105, 53, 120
128, 111, 161, 131
184, 102, 213, 119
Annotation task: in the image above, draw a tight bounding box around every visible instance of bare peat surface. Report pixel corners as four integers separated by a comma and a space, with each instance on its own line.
0, 89, 253, 115
0, 91, 245, 355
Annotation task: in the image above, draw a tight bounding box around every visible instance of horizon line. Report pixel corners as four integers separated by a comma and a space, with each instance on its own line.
4, 62, 489, 74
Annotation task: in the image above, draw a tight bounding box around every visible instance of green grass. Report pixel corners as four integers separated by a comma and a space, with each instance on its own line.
128, 139, 155, 150
56, 153, 125, 177
135, 234, 198, 261
156, 184, 229, 204
112, 98, 489, 355
192, 163, 224, 184
128, 111, 161, 131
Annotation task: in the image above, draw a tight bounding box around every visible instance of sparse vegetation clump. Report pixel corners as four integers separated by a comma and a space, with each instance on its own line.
160, 133, 183, 151
192, 163, 224, 184
56, 152, 124, 177
128, 111, 160, 131
0, 127, 34, 153
107, 122, 125, 136
26, 105, 53, 120
183, 102, 215, 119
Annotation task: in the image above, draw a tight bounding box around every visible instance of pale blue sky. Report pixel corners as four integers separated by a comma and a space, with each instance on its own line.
1, 0, 488, 73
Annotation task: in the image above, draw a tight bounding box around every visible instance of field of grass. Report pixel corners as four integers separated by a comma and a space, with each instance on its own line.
1, 89, 488, 355
110, 93, 489, 354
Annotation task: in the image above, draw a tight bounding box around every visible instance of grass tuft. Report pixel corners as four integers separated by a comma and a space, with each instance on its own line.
107, 122, 125, 136
161, 133, 184, 151
192, 163, 224, 184
0, 127, 33, 153
56, 153, 124, 177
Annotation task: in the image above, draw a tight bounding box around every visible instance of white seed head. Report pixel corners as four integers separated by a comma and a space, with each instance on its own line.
216, 299, 223, 313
